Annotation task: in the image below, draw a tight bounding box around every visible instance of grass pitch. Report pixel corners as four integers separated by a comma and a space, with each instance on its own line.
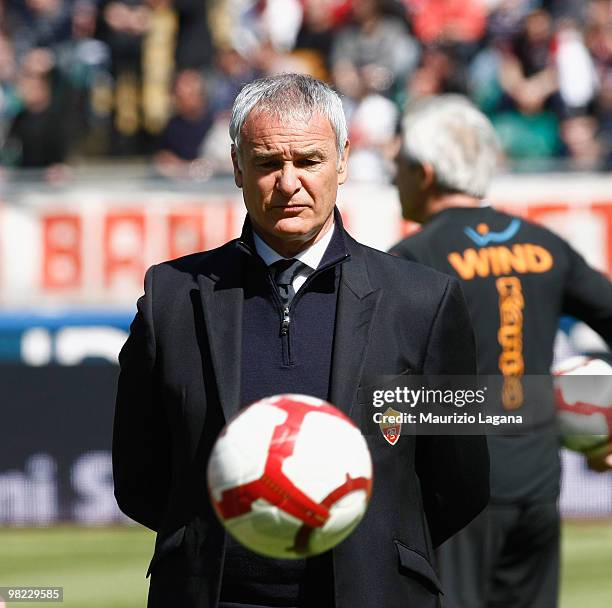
0, 522, 610, 607
0, 526, 154, 608
560, 521, 612, 608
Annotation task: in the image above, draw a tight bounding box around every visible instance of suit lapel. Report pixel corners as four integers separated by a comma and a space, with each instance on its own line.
197, 250, 244, 423
196, 229, 379, 421
330, 240, 381, 416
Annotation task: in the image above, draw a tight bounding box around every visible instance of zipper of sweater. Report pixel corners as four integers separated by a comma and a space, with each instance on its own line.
280, 306, 290, 336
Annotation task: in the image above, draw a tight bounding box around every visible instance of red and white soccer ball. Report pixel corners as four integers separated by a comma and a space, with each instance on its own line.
553, 356, 612, 453
207, 394, 373, 559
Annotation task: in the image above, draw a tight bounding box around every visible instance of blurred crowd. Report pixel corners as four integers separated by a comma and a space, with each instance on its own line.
0, 0, 611, 181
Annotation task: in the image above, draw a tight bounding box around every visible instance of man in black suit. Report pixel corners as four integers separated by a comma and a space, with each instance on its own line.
113, 74, 489, 608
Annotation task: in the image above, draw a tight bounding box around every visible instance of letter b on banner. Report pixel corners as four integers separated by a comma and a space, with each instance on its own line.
42, 214, 82, 289
104, 212, 145, 288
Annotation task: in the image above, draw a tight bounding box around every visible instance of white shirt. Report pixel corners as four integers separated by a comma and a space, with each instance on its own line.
253, 224, 335, 293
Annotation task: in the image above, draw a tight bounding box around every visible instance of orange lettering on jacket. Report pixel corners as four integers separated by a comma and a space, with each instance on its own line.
496, 277, 525, 410
448, 244, 553, 280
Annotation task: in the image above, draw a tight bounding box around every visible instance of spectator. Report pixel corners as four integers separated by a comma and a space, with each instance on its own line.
467, 1, 543, 114
0, 34, 19, 155
501, 8, 557, 111
173, 0, 214, 70
559, 112, 605, 170
345, 87, 399, 181
153, 69, 214, 178
206, 44, 260, 115
493, 9, 562, 160
141, 0, 179, 138
193, 44, 261, 176
553, 15, 604, 169
402, 44, 469, 108
4, 53, 70, 174
198, 108, 235, 175
585, 0, 612, 166
331, 0, 420, 100
293, 0, 339, 80
96, 0, 152, 154
53, 1, 111, 156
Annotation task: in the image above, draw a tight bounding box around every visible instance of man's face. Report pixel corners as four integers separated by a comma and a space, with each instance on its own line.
394, 150, 426, 224
232, 110, 349, 256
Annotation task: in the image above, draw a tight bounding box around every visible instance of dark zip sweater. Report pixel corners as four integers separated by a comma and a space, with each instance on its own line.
220, 219, 348, 607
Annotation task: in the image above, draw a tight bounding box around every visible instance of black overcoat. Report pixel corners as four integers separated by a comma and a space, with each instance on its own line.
113, 219, 489, 608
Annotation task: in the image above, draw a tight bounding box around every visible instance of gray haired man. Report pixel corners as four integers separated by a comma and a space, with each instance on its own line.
391, 94, 612, 608
113, 76, 489, 608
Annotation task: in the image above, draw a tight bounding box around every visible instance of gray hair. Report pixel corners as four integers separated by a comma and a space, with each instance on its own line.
400, 95, 501, 198
229, 73, 348, 166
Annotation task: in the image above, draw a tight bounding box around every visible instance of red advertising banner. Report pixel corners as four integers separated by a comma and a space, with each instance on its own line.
0, 177, 610, 306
